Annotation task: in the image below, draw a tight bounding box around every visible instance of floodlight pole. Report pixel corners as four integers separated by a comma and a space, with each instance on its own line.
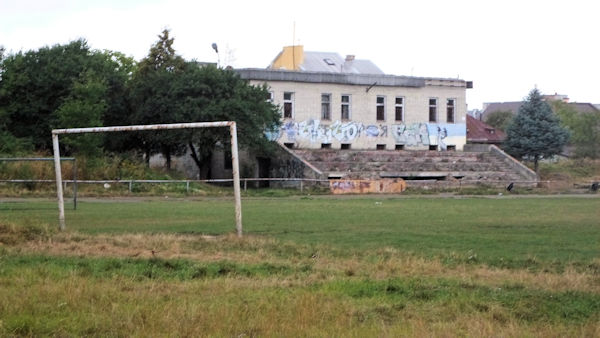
52, 133, 66, 231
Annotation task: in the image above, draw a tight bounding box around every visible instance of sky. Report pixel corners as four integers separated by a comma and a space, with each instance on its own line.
1, 0, 599, 110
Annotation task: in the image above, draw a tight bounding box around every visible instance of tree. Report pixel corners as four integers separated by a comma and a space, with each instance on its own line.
128, 29, 186, 168
172, 63, 280, 178
0, 41, 133, 153
484, 110, 513, 132
504, 89, 569, 173
551, 100, 600, 159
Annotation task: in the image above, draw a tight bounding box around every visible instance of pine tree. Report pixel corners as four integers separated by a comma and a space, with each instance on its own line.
504, 89, 569, 173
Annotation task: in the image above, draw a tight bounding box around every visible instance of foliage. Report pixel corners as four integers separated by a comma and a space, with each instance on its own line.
129, 30, 280, 174
504, 89, 570, 172
0, 40, 134, 154
551, 101, 600, 158
484, 110, 513, 131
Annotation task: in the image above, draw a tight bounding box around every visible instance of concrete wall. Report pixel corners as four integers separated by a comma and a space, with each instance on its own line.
251, 79, 467, 150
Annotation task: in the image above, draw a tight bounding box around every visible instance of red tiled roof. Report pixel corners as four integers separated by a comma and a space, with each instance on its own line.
466, 115, 506, 144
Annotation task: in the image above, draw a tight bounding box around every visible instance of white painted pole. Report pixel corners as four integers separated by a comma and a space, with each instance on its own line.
52, 133, 66, 231
229, 123, 243, 237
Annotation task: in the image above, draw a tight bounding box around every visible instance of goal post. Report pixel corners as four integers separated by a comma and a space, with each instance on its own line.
51, 121, 243, 236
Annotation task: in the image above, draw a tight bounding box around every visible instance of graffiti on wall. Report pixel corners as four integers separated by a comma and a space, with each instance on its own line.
271, 119, 465, 147
392, 123, 430, 146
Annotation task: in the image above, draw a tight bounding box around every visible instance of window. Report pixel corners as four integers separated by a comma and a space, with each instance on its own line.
323, 58, 335, 66
321, 143, 332, 149
447, 145, 456, 151
429, 98, 437, 122
283, 92, 293, 118
284, 142, 294, 149
395, 144, 405, 150
376, 144, 386, 150
341, 95, 351, 120
446, 98, 455, 123
429, 145, 437, 151
266, 91, 273, 102
395, 97, 404, 121
341, 143, 351, 150
321, 94, 331, 120
376, 96, 385, 121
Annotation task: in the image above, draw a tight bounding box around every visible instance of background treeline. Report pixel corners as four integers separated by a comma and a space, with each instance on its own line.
0, 30, 280, 176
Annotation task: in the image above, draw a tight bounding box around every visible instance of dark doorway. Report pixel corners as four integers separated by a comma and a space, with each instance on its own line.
257, 157, 271, 188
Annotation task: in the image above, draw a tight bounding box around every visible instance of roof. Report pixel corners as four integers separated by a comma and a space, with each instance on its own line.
466, 115, 506, 144
236, 68, 467, 88
482, 101, 599, 120
299, 51, 384, 75
481, 102, 523, 120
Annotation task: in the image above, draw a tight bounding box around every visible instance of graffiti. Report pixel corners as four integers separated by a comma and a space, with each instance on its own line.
393, 123, 429, 146
279, 120, 390, 143
330, 179, 406, 194
437, 126, 448, 151
330, 121, 363, 142
275, 120, 465, 147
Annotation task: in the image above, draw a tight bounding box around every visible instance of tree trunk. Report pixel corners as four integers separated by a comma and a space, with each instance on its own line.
164, 147, 172, 170
534, 155, 539, 174
144, 148, 151, 168
189, 142, 212, 179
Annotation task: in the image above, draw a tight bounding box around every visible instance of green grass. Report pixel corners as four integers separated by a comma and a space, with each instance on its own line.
1, 196, 598, 270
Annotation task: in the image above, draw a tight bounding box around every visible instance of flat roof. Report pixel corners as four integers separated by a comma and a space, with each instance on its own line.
236, 68, 466, 88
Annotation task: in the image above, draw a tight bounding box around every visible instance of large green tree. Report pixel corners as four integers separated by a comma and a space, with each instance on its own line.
172, 62, 280, 178
550, 100, 600, 159
128, 29, 186, 168
504, 89, 569, 173
0, 40, 134, 153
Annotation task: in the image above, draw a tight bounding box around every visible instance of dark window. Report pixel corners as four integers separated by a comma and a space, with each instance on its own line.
395, 97, 404, 121
446, 98, 455, 123
284, 142, 294, 149
376, 144, 386, 150
447, 145, 456, 151
341, 95, 350, 120
321, 143, 332, 149
321, 94, 331, 120
429, 145, 437, 151
395, 144, 405, 150
341, 143, 351, 150
376, 96, 385, 121
283, 92, 293, 118
429, 98, 437, 122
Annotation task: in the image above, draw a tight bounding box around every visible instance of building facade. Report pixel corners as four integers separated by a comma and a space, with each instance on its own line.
237, 46, 469, 151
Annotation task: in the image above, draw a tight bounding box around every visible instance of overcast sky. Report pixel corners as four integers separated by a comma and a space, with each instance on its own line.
1, 0, 599, 109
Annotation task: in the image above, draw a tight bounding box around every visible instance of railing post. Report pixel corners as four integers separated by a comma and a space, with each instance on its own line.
73, 159, 77, 210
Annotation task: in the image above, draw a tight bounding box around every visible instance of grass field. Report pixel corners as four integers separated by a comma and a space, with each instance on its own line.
1, 195, 599, 336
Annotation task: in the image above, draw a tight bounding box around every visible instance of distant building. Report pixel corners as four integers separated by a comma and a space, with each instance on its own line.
466, 115, 505, 145
237, 45, 471, 151
481, 94, 599, 122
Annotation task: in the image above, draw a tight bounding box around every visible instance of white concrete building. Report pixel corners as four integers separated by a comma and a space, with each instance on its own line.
237, 45, 470, 151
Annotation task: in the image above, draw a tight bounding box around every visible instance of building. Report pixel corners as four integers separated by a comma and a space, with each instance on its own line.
466, 115, 505, 145
481, 94, 599, 121
237, 45, 470, 152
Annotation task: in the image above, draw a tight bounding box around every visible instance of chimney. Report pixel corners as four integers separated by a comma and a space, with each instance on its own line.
345, 55, 355, 62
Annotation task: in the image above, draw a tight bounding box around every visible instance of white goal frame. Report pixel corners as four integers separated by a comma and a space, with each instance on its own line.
52, 121, 243, 236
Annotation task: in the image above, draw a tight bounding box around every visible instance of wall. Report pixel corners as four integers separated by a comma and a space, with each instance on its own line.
252, 80, 467, 150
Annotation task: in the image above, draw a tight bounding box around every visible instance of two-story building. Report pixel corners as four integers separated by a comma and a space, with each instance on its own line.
236, 45, 470, 152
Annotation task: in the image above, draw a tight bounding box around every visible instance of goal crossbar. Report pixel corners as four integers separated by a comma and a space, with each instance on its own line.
51, 121, 243, 236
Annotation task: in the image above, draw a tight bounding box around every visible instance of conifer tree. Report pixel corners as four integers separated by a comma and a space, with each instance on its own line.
504, 89, 569, 173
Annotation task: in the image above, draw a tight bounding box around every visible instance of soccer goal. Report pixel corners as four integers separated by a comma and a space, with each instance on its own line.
51, 121, 243, 236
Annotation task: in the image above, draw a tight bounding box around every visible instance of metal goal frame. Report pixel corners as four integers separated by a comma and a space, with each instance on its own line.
52, 121, 243, 236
